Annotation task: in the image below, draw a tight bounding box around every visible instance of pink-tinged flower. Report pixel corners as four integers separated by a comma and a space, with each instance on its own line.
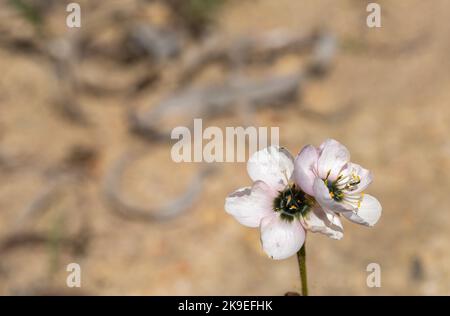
294, 139, 382, 227
225, 146, 343, 260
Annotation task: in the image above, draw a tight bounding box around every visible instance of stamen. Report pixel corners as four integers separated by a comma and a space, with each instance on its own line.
336, 174, 349, 186
358, 193, 365, 208
322, 167, 367, 210
326, 171, 363, 204
342, 193, 364, 209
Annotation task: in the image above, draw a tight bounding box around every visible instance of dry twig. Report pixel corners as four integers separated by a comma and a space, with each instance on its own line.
103, 150, 215, 222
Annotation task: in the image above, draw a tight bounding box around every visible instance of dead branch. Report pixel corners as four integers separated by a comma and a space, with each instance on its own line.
130, 72, 305, 140
176, 29, 320, 86
0, 222, 90, 257
129, 34, 336, 141
103, 150, 215, 222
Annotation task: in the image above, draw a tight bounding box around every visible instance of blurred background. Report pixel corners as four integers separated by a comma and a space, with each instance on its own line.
0, 0, 449, 295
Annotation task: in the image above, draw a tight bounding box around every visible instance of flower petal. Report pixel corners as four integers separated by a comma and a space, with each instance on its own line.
317, 139, 350, 181
293, 145, 318, 196
301, 206, 344, 240
225, 181, 275, 227
247, 146, 294, 191
313, 178, 354, 212
260, 214, 305, 260
342, 194, 382, 227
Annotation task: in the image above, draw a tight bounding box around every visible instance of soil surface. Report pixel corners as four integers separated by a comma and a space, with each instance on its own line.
0, 0, 449, 295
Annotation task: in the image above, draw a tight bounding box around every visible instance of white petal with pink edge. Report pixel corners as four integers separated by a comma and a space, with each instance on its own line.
317, 139, 350, 182
225, 181, 275, 228
293, 145, 318, 196
247, 146, 294, 191
342, 194, 382, 227
260, 214, 305, 260
301, 206, 344, 240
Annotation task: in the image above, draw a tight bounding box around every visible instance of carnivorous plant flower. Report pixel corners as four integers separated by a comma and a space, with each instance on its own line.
294, 139, 382, 227
225, 146, 343, 260
226, 140, 382, 296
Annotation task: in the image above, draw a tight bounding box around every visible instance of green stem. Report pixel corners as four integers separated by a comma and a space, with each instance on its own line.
297, 242, 308, 296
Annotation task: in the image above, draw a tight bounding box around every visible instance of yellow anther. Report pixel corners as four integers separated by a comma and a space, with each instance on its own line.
357, 193, 365, 208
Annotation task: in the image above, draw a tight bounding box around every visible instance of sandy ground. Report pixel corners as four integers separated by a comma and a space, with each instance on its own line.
0, 0, 449, 295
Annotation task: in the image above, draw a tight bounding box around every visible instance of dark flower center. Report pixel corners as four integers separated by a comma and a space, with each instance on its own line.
325, 179, 344, 202
273, 184, 313, 222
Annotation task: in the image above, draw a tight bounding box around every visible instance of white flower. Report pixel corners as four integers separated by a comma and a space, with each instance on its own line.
294, 139, 382, 227
225, 146, 343, 260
